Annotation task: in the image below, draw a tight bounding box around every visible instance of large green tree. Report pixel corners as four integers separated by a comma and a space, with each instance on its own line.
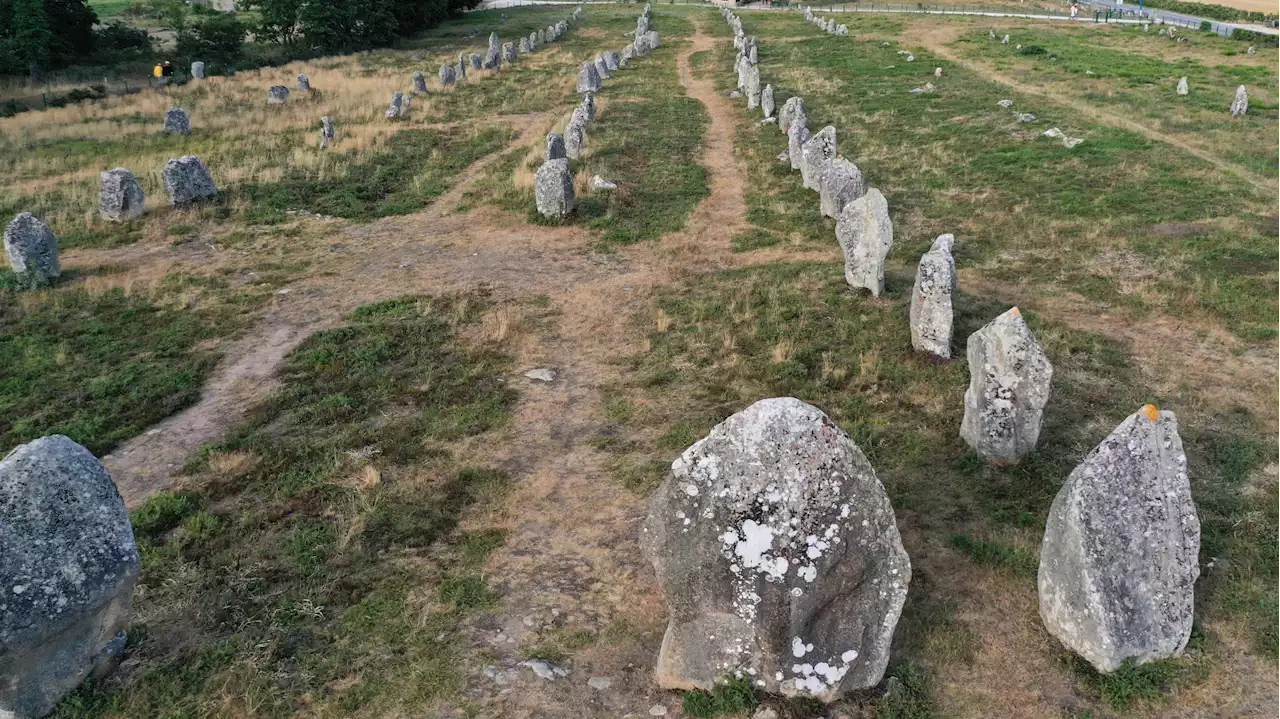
0, 0, 97, 77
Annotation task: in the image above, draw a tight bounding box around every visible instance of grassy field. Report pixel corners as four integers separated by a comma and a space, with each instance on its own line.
0, 3, 1274, 718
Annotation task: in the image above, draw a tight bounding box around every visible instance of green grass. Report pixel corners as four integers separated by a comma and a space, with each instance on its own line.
0, 282, 261, 455
242, 126, 513, 223
682, 675, 759, 718
1068, 656, 1186, 713
53, 294, 517, 717
948, 533, 1039, 577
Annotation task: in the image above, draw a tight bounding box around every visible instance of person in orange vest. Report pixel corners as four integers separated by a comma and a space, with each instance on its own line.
153, 62, 164, 85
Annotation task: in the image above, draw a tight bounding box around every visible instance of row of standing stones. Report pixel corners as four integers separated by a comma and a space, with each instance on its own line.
0, 8, 595, 716
637, 7, 1202, 704
534, 4, 660, 219
439, 6, 582, 89
3, 10, 597, 286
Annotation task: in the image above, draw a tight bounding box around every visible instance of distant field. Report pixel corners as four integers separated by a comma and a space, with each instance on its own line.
89, 0, 134, 20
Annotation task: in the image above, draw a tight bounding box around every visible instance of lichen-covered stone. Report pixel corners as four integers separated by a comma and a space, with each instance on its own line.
800, 125, 837, 191
645, 30, 660, 48
595, 56, 612, 80
581, 92, 596, 121
603, 51, 621, 71
470, 53, 483, 70
634, 33, 654, 57
413, 71, 428, 93
565, 119, 586, 160
546, 132, 567, 161
162, 155, 218, 207
535, 158, 575, 218
484, 33, 501, 69
320, 116, 334, 148
787, 121, 811, 171
744, 65, 761, 109
577, 62, 602, 93
1038, 405, 1199, 674
502, 42, 518, 63
835, 188, 892, 296
268, 85, 289, 104
761, 84, 775, 119
0, 436, 140, 719
909, 234, 956, 359
959, 307, 1053, 464
529, 31, 538, 50
1230, 85, 1248, 116
640, 398, 910, 702
779, 96, 806, 135
388, 91, 405, 118
621, 44, 636, 64
190, 61, 205, 79
296, 73, 310, 92
519, 37, 531, 54
440, 64, 457, 86
98, 168, 145, 222
163, 107, 190, 135
3, 212, 60, 282
818, 157, 865, 219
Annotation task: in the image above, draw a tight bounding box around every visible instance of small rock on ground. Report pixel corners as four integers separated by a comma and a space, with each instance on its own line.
587, 676, 613, 690
519, 659, 569, 680
523, 368, 557, 382
591, 175, 618, 190
649, 705, 668, 716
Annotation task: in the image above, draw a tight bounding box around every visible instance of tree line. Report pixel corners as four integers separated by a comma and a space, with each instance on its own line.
1, 0, 482, 80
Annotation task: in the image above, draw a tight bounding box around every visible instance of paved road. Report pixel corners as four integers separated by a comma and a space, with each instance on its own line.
1074, 0, 1277, 35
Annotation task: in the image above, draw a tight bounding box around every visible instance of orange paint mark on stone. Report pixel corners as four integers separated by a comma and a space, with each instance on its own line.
1009, 307, 1021, 317
1142, 404, 1160, 421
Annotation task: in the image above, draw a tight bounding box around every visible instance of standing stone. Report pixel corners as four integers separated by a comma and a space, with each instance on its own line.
539, 29, 547, 45
935, 66, 943, 77
637, 14, 650, 36
0, 436, 140, 719
388, 91, 405, 118
470, 53, 483, 70
162, 155, 218, 207
98, 168, 145, 222
909, 234, 957, 359
1230, 85, 1248, 117
581, 92, 596, 121
320, 116, 334, 148
959, 307, 1053, 465
640, 398, 911, 701
595, 56, 612, 80
485, 33, 502, 69
565, 119, 587, 160
818, 157, 865, 219
621, 44, 636, 65
1002, 34, 1010, 44
546, 132, 567, 161
761, 84, 775, 119
800, 126, 837, 192
603, 51, 621, 71
1038, 405, 1199, 674
1175, 76, 1188, 95
744, 65, 761, 109
163, 107, 190, 135
296, 73, 310, 92
502, 42, 518, 63
535, 158, 575, 218
634, 34, 654, 57
268, 85, 289, 104
577, 62, 602, 93
413, 72, 428, 93
3, 213, 60, 283
779, 96, 806, 135
835, 189, 892, 296
645, 30, 660, 49
440, 64, 457, 86
787, 121, 811, 171
520, 37, 531, 54
191, 61, 205, 79
529, 31, 538, 50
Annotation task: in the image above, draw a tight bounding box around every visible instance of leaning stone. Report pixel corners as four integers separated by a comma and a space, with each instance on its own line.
595, 56, 612, 80
818, 157, 865, 219
162, 155, 218, 207
779, 96, 806, 134
959, 307, 1052, 464
577, 62, 602, 93
581, 92, 596, 121
163, 107, 190, 135
546, 132, 567, 161
787, 121, 811, 171
1038, 405, 1199, 674
296, 73, 310, 92
0, 435, 140, 719
835, 188, 892, 296
1230, 85, 1247, 117
98, 168, 145, 222
761, 84, 775, 119
535, 158, 575, 218
320, 116, 335, 148
440, 64, 457, 86
800, 126, 837, 192
3, 213, 60, 282
268, 85, 289, 104
502, 42, 518, 63
191, 61, 205, 79
640, 397, 910, 701
909, 234, 956, 359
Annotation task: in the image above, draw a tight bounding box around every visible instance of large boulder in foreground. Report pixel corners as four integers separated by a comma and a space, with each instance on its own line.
959, 307, 1052, 464
4, 212, 60, 284
0, 435, 140, 719
641, 398, 910, 703
1038, 405, 1199, 674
